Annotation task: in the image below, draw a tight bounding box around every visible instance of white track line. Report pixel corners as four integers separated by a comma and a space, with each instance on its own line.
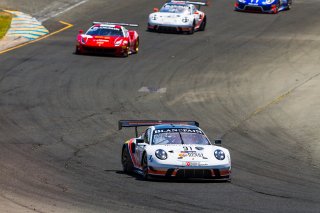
40, 0, 88, 22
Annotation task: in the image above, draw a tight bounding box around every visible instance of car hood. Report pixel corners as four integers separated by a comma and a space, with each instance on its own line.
150, 12, 189, 19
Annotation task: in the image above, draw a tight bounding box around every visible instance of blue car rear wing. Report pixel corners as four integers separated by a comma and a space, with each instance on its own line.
119, 120, 199, 137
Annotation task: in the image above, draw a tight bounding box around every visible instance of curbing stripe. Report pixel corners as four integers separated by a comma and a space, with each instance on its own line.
4, 10, 49, 41
10, 32, 48, 36
9, 29, 49, 32
0, 21, 73, 55
9, 30, 49, 34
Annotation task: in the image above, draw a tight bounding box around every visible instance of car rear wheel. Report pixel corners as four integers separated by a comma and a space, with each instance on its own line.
199, 16, 206, 31
142, 153, 149, 180
122, 146, 134, 173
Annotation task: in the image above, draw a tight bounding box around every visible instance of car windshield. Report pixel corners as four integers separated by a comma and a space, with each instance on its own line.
152, 128, 210, 145
160, 4, 189, 13
86, 26, 123, 37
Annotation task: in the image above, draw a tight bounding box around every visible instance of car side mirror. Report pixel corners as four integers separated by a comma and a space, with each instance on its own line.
79, 30, 83, 34
153, 8, 159, 12
136, 138, 144, 144
214, 139, 222, 145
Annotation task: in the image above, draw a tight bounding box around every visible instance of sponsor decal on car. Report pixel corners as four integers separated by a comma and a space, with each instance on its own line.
182, 161, 208, 166
178, 151, 204, 159
154, 128, 204, 134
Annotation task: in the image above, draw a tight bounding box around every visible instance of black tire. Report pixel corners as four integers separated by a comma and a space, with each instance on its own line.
122, 47, 129, 57
141, 153, 149, 180
199, 16, 206, 31
287, 0, 292, 10
75, 46, 80, 55
134, 39, 139, 54
188, 21, 195, 35
122, 146, 134, 173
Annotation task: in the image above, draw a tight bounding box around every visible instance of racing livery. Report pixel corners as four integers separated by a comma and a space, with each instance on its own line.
148, 1, 208, 34
76, 22, 139, 57
120, 120, 231, 180
234, 0, 292, 13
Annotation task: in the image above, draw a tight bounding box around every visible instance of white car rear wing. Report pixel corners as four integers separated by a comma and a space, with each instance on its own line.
92, 22, 139, 27
119, 120, 199, 137
166, 0, 209, 9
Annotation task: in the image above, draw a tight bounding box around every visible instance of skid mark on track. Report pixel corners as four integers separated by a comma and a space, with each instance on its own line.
0, 193, 45, 213
222, 71, 320, 138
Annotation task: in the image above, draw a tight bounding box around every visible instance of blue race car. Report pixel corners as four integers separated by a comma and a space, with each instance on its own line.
234, 0, 292, 14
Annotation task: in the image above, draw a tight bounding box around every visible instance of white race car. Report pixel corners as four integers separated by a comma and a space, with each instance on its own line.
148, 0, 208, 34
120, 120, 231, 180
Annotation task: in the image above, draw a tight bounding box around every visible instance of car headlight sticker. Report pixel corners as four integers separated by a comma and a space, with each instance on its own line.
81, 37, 87, 44
152, 15, 157, 20
155, 149, 168, 160
265, 0, 275, 4
214, 149, 225, 160
115, 39, 123, 46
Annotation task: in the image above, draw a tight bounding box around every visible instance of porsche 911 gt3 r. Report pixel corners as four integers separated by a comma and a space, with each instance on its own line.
234, 0, 292, 13
76, 22, 139, 57
119, 120, 231, 180
148, 1, 208, 34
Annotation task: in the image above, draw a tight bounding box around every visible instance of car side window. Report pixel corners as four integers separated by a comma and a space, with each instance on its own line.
144, 128, 152, 144
190, 5, 195, 14
147, 128, 152, 144
144, 129, 149, 144
123, 29, 128, 37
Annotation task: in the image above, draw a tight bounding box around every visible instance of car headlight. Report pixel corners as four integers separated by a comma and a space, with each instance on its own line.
115, 39, 122, 47
155, 149, 167, 160
182, 17, 189, 23
265, 0, 275, 4
214, 149, 225, 160
81, 37, 86, 44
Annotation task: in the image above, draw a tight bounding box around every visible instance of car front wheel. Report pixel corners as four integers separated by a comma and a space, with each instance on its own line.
142, 153, 149, 180
122, 146, 134, 173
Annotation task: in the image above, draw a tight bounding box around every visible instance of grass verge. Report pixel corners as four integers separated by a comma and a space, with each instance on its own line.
0, 11, 12, 39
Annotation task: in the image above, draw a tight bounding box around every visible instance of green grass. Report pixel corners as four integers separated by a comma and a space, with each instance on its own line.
0, 11, 12, 39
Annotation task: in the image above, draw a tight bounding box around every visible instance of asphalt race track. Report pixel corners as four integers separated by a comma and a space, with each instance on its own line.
1, 0, 320, 212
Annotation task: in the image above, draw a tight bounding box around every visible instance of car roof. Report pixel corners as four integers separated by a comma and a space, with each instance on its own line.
153, 124, 199, 130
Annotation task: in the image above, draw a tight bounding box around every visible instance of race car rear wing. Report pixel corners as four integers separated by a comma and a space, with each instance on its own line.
166, 0, 209, 9
92, 22, 139, 27
119, 120, 200, 137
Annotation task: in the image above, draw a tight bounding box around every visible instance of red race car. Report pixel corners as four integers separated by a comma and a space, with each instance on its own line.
76, 22, 139, 57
